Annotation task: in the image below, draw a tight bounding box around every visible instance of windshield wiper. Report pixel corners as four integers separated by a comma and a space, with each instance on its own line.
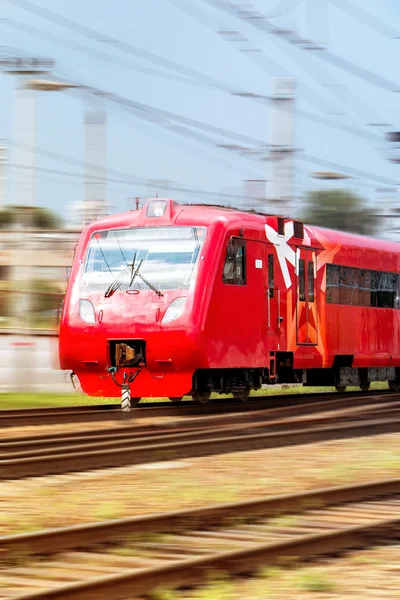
129, 259, 164, 298
104, 253, 136, 298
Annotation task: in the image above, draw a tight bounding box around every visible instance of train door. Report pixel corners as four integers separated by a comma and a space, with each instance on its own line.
266, 250, 281, 336
296, 248, 318, 345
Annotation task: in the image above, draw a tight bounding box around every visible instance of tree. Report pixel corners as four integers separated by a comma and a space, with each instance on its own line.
0, 207, 14, 228
0, 205, 62, 229
302, 189, 375, 236
31, 207, 61, 229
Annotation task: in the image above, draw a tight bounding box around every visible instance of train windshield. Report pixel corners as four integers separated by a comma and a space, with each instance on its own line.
81, 226, 207, 292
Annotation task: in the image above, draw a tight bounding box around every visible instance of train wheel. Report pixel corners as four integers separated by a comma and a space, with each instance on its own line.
335, 385, 347, 393
360, 382, 370, 392
192, 390, 211, 404
233, 389, 250, 402
169, 397, 183, 402
389, 380, 400, 392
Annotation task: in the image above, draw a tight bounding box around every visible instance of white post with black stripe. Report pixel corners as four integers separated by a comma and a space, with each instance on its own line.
121, 383, 131, 412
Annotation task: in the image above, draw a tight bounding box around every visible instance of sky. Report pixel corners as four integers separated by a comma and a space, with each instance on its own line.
0, 0, 399, 222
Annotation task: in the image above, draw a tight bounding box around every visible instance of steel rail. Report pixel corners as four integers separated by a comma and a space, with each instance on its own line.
1, 414, 399, 480
1, 402, 399, 459
0, 389, 395, 428
17, 519, 396, 600
1, 393, 396, 451
1, 393, 395, 453
11, 520, 400, 600
3, 483, 400, 599
2, 478, 399, 557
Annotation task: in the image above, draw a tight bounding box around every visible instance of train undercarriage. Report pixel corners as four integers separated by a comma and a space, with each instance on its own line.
190, 354, 400, 403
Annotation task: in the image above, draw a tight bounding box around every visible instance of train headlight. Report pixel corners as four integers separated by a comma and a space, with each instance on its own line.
79, 299, 96, 324
162, 297, 187, 323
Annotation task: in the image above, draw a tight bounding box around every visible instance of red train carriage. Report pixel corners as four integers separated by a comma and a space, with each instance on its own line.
59, 198, 400, 401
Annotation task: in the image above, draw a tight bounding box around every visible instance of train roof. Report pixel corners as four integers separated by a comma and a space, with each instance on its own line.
85, 198, 400, 255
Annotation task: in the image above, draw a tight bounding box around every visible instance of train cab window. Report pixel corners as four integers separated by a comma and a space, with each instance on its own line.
308, 261, 314, 302
222, 238, 246, 285
268, 254, 274, 298
299, 259, 305, 301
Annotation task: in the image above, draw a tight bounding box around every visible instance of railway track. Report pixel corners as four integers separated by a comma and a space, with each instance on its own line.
1, 396, 399, 479
0, 388, 396, 428
1, 478, 399, 599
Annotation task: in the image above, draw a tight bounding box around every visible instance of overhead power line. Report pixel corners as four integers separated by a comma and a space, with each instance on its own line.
6, 13, 383, 148
3, 18, 203, 88
5, 0, 345, 117
9, 146, 264, 204
299, 153, 400, 187
170, 0, 342, 115
3, 0, 253, 96
41, 69, 396, 188
171, 0, 389, 139
203, 0, 400, 92
54, 67, 384, 165
328, 0, 400, 39
7, 0, 390, 139
263, 0, 305, 19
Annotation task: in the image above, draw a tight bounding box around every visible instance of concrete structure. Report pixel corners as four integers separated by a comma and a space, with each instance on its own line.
2, 57, 54, 207
0, 144, 7, 206
242, 179, 267, 211
13, 79, 37, 206
268, 78, 297, 217
81, 106, 108, 226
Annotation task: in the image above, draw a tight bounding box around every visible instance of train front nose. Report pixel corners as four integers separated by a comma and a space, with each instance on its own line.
60, 218, 207, 398
60, 291, 200, 398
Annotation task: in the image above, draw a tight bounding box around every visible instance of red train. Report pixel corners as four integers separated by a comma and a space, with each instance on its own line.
59, 198, 400, 402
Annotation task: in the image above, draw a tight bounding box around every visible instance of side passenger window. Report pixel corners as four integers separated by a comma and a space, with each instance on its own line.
223, 238, 246, 285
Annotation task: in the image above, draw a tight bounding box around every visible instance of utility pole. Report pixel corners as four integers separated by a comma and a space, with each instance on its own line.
268, 78, 297, 218
127, 197, 140, 211
83, 99, 107, 225
1, 55, 54, 206
1, 55, 55, 340
242, 179, 267, 211
0, 143, 7, 206
384, 131, 400, 241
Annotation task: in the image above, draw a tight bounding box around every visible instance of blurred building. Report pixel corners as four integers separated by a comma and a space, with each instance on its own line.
0, 207, 80, 329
